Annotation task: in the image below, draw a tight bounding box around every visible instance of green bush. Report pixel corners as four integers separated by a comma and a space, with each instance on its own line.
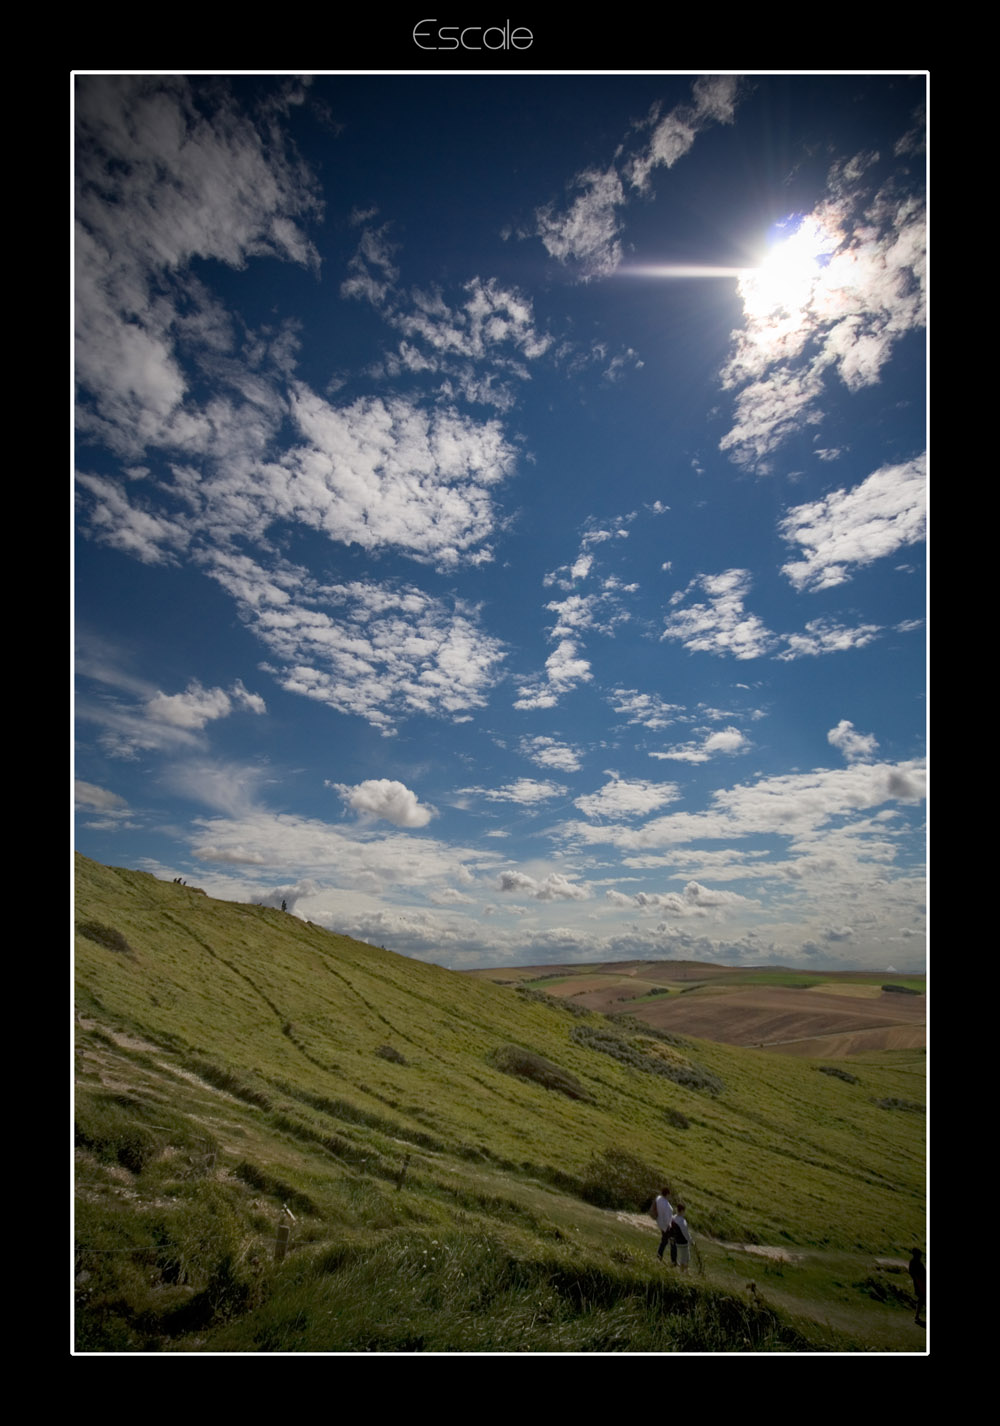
571, 1025, 724, 1096
816, 1065, 859, 1084
76, 920, 133, 956
376, 1044, 407, 1064
580, 1147, 661, 1211
487, 1044, 592, 1100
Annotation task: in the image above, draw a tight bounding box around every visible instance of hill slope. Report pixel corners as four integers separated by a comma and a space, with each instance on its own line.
74, 856, 926, 1352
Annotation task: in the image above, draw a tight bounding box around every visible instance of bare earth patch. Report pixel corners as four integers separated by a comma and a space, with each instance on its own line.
623, 985, 925, 1054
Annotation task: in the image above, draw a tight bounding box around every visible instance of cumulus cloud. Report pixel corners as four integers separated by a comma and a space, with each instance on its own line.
498, 870, 590, 901
607, 880, 756, 917
650, 726, 750, 763
828, 720, 879, 763
145, 679, 266, 730
779, 455, 926, 592
332, 778, 435, 828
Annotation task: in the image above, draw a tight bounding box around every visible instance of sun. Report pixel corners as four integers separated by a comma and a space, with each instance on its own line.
739, 218, 835, 324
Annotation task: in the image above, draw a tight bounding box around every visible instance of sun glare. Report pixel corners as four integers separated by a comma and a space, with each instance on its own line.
739, 219, 835, 323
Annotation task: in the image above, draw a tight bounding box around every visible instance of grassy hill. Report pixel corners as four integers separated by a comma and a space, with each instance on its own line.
73, 855, 926, 1353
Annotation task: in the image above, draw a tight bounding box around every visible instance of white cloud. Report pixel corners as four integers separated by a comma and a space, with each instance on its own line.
574, 775, 681, 821
662, 570, 776, 660
520, 736, 584, 773
258, 388, 518, 569
561, 757, 926, 853
534, 78, 743, 279
76, 77, 320, 459
76, 472, 191, 566
145, 679, 266, 730
651, 726, 750, 763
332, 778, 435, 828
828, 720, 879, 763
779, 455, 926, 592
204, 551, 506, 734
777, 618, 882, 660
719, 146, 925, 471
78, 673, 267, 760
498, 870, 590, 901
608, 880, 756, 917
535, 165, 625, 277
608, 688, 684, 731
514, 639, 592, 710
75, 781, 128, 812
461, 778, 567, 806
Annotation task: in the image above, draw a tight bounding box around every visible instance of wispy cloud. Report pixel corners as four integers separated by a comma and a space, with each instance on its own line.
663, 569, 776, 660
574, 775, 681, 821
779, 455, 926, 592
460, 778, 567, 806
534, 77, 744, 279
204, 551, 506, 735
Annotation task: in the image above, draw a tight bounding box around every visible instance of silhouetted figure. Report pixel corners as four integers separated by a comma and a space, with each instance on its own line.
908, 1248, 926, 1325
281, 899, 287, 912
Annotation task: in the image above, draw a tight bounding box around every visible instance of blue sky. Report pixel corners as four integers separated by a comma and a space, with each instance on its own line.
74, 73, 926, 972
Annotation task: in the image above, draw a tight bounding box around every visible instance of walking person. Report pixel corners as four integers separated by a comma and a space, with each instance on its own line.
908, 1247, 926, 1325
671, 1202, 692, 1271
654, 1185, 674, 1261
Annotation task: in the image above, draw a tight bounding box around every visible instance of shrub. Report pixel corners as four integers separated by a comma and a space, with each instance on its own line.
872, 1097, 925, 1114
571, 1025, 724, 1096
77, 920, 134, 956
816, 1065, 859, 1084
664, 1107, 690, 1131
487, 1044, 592, 1100
376, 1044, 407, 1065
580, 1147, 661, 1211
882, 983, 920, 995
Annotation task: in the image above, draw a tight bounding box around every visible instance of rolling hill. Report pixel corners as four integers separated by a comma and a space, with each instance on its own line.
73, 855, 926, 1353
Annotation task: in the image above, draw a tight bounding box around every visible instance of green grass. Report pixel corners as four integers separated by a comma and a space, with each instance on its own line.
74, 855, 926, 1353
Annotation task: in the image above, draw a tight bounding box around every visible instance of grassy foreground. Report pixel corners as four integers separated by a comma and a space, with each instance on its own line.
73, 855, 926, 1353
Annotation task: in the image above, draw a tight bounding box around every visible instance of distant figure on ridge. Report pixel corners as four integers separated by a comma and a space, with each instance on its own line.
908, 1247, 926, 1325
654, 1185, 674, 1262
281, 899, 287, 912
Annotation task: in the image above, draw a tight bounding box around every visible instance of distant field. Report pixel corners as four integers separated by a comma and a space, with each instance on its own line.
469, 963, 925, 1056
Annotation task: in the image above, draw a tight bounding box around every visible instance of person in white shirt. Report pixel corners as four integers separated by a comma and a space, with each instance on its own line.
654, 1186, 674, 1261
